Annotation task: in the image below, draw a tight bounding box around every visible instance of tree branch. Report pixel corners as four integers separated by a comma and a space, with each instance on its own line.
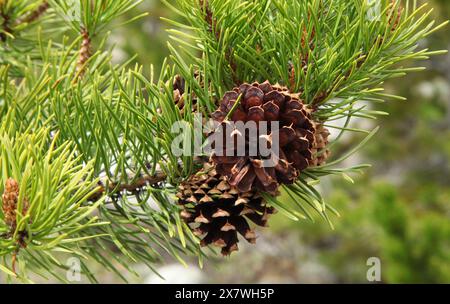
199, 0, 239, 85
16, 1, 50, 25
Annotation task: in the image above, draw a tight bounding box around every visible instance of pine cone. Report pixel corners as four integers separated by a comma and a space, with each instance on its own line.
210, 81, 316, 194
311, 123, 331, 166
177, 163, 276, 256
1, 178, 29, 231
2, 179, 20, 228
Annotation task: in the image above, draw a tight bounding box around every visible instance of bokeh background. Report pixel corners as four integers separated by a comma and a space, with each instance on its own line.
2, 0, 448, 284
107, 0, 450, 284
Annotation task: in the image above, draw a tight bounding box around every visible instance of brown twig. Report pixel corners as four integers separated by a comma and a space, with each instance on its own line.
76, 28, 92, 79
388, 0, 403, 33
200, 0, 219, 39
15, 1, 49, 25
290, 24, 317, 104
290, 10, 317, 93
288, 63, 296, 92
11, 248, 18, 274
0, 10, 12, 42
299, 23, 316, 71
199, 0, 240, 85
88, 171, 168, 202
88, 156, 208, 202
312, 1, 403, 110
11, 231, 27, 275
377, 1, 404, 47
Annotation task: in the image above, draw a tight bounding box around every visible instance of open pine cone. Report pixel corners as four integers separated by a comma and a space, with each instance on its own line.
210, 81, 316, 194
177, 162, 276, 256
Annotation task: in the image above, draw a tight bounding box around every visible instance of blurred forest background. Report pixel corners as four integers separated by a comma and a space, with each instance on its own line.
2, 0, 449, 284
107, 0, 450, 284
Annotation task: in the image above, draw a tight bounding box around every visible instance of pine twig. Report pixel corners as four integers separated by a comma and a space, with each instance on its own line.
15, 1, 50, 25
310, 1, 404, 112
88, 171, 168, 202
388, 0, 403, 32
11, 231, 27, 275
89, 155, 208, 201
1, 179, 29, 275
199, 0, 239, 85
76, 28, 93, 79
0, 10, 12, 42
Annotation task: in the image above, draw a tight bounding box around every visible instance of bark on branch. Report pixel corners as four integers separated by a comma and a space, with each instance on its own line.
76, 28, 93, 79
16, 1, 49, 25
88, 171, 168, 202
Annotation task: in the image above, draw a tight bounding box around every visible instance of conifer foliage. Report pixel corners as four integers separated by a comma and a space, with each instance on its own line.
0, 0, 447, 282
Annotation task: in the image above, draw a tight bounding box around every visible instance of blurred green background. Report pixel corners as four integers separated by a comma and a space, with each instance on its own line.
104, 0, 449, 284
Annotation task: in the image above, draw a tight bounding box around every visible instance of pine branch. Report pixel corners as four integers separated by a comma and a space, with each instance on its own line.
0, 127, 108, 280
88, 171, 168, 202
0, 0, 446, 282
15, 1, 50, 25
0, 9, 12, 42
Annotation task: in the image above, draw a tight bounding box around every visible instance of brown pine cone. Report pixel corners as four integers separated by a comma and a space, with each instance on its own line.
2, 178, 20, 228
210, 81, 316, 194
177, 163, 276, 256
311, 122, 331, 166
1, 178, 30, 232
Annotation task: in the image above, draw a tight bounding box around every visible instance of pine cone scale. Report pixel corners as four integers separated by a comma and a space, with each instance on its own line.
211, 81, 318, 193
177, 163, 275, 256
